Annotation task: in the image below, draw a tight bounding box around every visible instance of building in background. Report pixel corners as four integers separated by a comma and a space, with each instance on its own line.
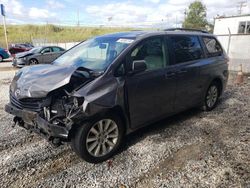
214, 14, 250, 73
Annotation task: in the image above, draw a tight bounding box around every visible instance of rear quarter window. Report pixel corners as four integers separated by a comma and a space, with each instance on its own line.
202, 37, 223, 57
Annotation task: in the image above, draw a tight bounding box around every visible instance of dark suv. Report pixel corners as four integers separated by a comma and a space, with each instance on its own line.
5, 29, 229, 163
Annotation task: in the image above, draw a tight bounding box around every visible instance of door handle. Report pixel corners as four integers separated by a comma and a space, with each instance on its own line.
177, 69, 187, 74
165, 72, 176, 79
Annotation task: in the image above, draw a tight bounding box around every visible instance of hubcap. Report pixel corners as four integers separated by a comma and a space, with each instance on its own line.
206, 85, 218, 108
0, 56, 3, 62
30, 60, 37, 65
86, 119, 119, 157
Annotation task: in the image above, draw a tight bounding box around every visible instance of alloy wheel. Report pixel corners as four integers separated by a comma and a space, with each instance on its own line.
206, 85, 218, 108
86, 119, 119, 157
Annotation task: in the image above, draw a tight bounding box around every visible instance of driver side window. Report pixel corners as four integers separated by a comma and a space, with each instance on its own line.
129, 37, 166, 71
41, 48, 51, 53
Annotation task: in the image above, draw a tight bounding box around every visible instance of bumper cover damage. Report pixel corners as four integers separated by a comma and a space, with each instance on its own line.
5, 103, 69, 140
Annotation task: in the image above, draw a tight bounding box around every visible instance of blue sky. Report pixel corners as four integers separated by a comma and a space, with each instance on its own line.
0, 0, 249, 27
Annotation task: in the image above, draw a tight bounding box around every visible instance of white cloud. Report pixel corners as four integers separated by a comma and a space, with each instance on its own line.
167, 0, 192, 6
86, 2, 186, 27
46, 0, 65, 9
0, 0, 249, 27
145, 0, 160, 3
28, 7, 56, 19
85, 0, 246, 28
86, 2, 152, 26
0, 0, 58, 23
0, 0, 23, 16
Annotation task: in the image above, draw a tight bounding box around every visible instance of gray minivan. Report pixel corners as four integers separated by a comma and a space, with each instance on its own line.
5, 29, 228, 163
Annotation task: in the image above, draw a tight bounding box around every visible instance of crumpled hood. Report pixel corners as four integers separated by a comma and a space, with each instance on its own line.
15, 51, 33, 58
11, 64, 78, 99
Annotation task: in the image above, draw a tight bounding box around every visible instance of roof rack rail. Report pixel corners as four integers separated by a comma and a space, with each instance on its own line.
164, 28, 209, 33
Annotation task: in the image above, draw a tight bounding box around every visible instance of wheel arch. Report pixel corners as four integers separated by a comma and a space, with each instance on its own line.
107, 105, 128, 132
68, 105, 129, 140
211, 77, 223, 97
0, 54, 3, 62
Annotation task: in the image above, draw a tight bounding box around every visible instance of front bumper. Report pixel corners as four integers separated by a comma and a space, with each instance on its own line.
12, 58, 27, 67
5, 103, 69, 140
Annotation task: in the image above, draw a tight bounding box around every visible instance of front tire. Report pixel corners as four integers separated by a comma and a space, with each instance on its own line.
71, 115, 125, 163
203, 82, 220, 111
0, 55, 3, 62
29, 58, 38, 65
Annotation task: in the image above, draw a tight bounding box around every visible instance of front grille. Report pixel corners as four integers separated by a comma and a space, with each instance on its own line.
10, 93, 43, 112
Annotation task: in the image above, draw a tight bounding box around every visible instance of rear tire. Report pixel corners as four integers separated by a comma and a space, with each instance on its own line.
202, 82, 220, 111
0, 55, 3, 62
71, 114, 125, 163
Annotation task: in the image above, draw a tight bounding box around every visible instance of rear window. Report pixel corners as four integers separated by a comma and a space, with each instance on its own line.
169, 35, 204, 64
202, 37, 223, 57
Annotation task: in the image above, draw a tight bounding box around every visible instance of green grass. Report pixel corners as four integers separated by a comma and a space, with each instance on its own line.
0, 24, 135, 48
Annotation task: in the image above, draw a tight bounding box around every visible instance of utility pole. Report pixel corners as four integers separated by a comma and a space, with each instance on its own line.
44, 20, 48, 45
184, 9, 187, 19
107, 16, 113, 28
166, 14, 170, 28
237, 1, 247, 15
77, 9, 80, 27
175, 15, 178, 28
1, 4, 8, 49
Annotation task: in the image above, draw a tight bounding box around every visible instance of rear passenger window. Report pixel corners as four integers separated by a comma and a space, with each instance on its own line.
202, 37, 223, 57
129, 37, 167, 71
52, 47, 63, 52
169, 35, 203, 64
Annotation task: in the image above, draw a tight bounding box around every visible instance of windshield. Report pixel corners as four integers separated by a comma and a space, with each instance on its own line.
53, 36, 134, 71
29, 47, 42, 53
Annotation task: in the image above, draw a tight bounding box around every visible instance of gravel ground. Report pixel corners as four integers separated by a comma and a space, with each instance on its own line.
0, 64, 249, 188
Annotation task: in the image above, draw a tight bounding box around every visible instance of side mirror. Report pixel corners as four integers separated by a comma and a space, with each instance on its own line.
131, 60, 147, 74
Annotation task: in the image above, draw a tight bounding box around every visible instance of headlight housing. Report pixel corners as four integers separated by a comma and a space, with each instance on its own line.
73, 97, 84, 107
73, 97, 79, 107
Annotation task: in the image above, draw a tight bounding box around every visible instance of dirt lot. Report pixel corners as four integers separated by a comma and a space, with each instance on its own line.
0, 63, 249, 188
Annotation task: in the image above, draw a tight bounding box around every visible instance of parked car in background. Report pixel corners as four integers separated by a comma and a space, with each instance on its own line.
9, 43, 34, 56
5, 30, 228, 163
0, 48, 10, 62
13, 46, 65, 67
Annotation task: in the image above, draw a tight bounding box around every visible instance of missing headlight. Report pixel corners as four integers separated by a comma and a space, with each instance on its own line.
73, 97, 84, 108
43, 107, 50, 121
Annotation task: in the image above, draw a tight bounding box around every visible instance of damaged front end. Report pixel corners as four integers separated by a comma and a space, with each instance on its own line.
5, 65, 101, 145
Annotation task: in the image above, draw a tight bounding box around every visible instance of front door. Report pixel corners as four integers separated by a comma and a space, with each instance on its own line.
40, 47, 54, 64
125, 36, 177, 128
